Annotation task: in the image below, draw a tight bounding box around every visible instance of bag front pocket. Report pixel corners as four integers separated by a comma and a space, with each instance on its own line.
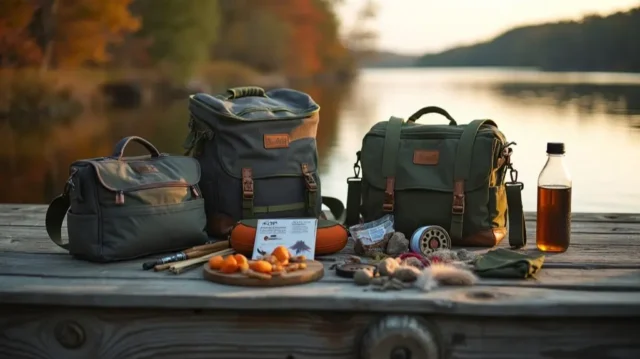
100, 198, 208, 261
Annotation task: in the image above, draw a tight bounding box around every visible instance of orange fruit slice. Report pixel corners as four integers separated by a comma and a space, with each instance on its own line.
208, 255, 224, 270
272, 245, 291, 262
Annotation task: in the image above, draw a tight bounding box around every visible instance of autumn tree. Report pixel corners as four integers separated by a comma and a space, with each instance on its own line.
131, 0, 221, 82
0, 0, 42, 67
39, 0, 140, 69
214, 0, 357, 80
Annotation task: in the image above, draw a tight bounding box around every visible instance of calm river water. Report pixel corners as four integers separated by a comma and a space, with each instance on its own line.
2, 68, 640, 212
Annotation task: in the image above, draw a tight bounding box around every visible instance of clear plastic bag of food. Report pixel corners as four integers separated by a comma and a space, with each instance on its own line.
349, 214, 395, 246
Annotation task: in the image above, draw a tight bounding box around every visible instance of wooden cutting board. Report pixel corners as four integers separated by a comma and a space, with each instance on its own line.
202, 260, 324, 287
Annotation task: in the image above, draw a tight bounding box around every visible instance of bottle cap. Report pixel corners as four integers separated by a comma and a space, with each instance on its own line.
546, 142, 565, 154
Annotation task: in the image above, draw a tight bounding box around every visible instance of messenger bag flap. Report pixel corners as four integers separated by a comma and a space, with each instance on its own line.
360, 122, 501, 192
85, 155, 201, 192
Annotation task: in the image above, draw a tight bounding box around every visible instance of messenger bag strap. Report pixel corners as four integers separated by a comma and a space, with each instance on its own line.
345, 177, 362, 227
45, 194, 71, 250
343, 151, 363, 227
450, 119, 498, 240
381, 116, 404, 213
506, 182, 527, 248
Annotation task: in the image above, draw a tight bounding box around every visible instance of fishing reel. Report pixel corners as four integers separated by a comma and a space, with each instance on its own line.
409, 225, 452, 255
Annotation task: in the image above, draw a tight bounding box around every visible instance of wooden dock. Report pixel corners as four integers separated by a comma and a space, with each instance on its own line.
1, 203, 639, 359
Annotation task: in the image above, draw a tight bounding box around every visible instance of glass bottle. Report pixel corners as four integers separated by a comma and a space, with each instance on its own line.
536, 142, 572, 252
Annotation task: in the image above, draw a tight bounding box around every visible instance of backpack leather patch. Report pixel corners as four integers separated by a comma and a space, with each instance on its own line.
264, 134, 290, 149
413, 150, 439, 165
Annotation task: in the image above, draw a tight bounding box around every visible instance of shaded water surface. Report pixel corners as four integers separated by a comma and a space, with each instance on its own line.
2, 68, 639, 212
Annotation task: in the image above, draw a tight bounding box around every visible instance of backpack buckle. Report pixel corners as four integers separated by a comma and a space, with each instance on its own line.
242, 168, 253, 199
452, 180, 465, 215
452, 194, 465, 214
301, 163, 317, 192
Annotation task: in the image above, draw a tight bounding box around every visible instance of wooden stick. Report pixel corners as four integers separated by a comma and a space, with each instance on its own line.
153, 249, 217, 272
168, 248, 235, 274
184, 241, 230, 255
148, 241, 230, 271
171, 262, 205, 275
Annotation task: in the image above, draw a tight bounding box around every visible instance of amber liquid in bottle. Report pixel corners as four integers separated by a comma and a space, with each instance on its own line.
536, 142, 572, 253
536, 185, 571, 252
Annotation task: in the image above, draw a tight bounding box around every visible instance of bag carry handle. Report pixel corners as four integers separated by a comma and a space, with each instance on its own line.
224, 86, 266, 100
112, 136, 161, 160
407, 106, 457, 126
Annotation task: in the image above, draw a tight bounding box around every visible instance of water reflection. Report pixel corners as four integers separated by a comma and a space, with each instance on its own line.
0, 83, 349, 204
1, 68, 640, 212
323, 68, 640, 213
493, 82, 640, 125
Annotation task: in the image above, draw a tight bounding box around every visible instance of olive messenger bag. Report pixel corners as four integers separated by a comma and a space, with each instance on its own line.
45, 136, 209, 262
343, 106, 527, 248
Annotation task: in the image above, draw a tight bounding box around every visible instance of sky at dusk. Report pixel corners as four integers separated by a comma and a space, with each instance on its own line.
336, 0, 640, 54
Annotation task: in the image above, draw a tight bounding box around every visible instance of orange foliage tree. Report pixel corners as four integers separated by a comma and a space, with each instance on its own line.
0, 0, 140, 69
48, 0, 141, 68
258, 0, 324, 77
0, 0, 42, 67
215, 0, 355, 80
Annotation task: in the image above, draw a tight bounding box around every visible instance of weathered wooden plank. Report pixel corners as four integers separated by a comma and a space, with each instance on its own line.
0, 252, 345, 283
2, 275, 640, 316
0, 203, 638, 224
3, 232, 639, 267
1, 306, 639, 359
3, 222, 632, 254
5, 214, 640, 235
1, 252, 639, 290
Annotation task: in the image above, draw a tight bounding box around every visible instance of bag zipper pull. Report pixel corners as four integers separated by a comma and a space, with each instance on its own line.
115, 191, 125, 205
191, 186, 200, 198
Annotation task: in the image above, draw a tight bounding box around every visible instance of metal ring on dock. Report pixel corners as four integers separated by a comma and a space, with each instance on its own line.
409, 225, 451, 255
359, 315, 441, 359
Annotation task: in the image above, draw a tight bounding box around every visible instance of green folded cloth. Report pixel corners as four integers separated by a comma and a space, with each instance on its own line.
473, 248, 545, 279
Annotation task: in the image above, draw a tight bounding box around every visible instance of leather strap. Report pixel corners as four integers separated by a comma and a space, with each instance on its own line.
112, 136, 161, 160
45, 194, 71, 251
450, 119, 498, 240
506, 183, 527, 248
381, 116, 404, 212
407, 106, 457, 125
301, 163, 318, 217
241, 168, 254, 218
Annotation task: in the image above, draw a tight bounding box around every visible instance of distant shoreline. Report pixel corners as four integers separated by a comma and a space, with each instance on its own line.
362, 6, 640, 74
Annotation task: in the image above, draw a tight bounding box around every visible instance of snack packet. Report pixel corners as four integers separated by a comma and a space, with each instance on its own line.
349, 214, 395, 246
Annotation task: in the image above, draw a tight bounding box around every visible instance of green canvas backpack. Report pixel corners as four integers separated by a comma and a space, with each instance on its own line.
345, 106, 526, 248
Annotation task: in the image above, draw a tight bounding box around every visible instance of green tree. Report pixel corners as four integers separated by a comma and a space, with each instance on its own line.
215, 0, 290, 74
133, 0, 220, 82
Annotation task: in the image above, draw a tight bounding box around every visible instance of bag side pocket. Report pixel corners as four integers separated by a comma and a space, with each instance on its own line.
66, 212, 101, 262
488, 185, 507, 228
